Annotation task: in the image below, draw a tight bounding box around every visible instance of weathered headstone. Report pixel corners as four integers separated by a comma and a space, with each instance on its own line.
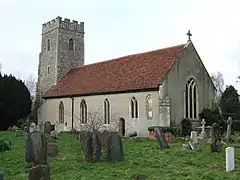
35, 125, 40, 131
107, 133, 124, 162
28, 165, 50, 180
198, 119, 207, 140
190, 131, 199, 150
25, 131, 47, 165
226, 147, 235, 172
0, 172, 3, 180
44, 121, 51, 135
84, 134, 93, 162
154, 127, 169, 149
225, 117, 233, 144
47, 143, 58, 157
92, 132, 102, 162
29, 122, 36, 133
210, 123, 222, 152
191, 131, 198, 144
55, 123, 60, 134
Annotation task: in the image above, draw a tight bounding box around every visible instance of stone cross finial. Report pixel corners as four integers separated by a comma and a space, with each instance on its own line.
187, 30, 192, 41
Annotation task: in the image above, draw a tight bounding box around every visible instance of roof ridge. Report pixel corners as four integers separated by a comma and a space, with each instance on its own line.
71, 43, 186, 71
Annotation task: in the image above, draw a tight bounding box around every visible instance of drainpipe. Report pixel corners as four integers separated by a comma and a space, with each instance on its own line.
71, 97, 74, 130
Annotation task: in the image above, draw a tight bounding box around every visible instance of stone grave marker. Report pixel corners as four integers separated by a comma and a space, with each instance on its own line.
25, 131, 47, 165
198, 119, 207, 140
190, 131, 199, 151
225, 117, 233, 144
92, 132, 102, 162
44, 121, 51, 135
29, 122, 36, 133
50, 130, 58, 139
154, 127, 169, 149
107, 132, 124, 162
0, 172, 3, 180
226, 147, 235, 172
28, 165, 50, 180
35, 125, 40, 131
85, 134, 93, 162
210, 123, 222, 152
47, 143, 58, 157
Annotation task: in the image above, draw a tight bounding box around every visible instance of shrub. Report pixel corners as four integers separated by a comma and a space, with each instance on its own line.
0, 138, 11, 152
181, 118, 192, 136
162, 124, 182, 137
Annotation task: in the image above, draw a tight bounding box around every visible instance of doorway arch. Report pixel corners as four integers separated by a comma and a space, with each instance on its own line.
119, 118, 125, 136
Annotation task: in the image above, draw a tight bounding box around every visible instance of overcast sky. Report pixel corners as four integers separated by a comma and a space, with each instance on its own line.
0, 0, 240, 89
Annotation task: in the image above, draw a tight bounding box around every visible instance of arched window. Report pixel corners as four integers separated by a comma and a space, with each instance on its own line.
131, 97, 138, 118
146, 94, 153, 120
104, 99, 110, 124
59, 101, 64, 124
184, 77, 198, 119
80, 99, 87, 124
69, 38, 74, 50
47, 39, 51, 51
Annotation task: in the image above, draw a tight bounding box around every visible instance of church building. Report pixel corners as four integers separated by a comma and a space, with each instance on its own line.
37, 16, 216, 137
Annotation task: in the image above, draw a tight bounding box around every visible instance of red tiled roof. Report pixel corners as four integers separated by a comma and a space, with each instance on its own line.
44, 43, 186, 98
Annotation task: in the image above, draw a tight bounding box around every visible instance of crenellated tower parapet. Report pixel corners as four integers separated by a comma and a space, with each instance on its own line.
42, 16, 84, 34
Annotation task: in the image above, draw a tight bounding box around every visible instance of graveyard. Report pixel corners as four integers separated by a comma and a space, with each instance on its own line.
1, 128, 240, 180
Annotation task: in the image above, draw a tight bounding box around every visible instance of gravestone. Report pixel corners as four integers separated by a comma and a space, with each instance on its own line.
210, 123, 222, 152
92, 132, 102, 162
225, 117, 233, 144
28, 165, 50, 180
226, 147, 235, 172
44, 121, 51, 135
35, 125, 40, 131
190, 131, 199, 150
29, 122, 36, 133
0, 172, 3, 180
47, 143, 58, 157
25, 131, 47, 165
107, 133, 124, 162
84, 134, 93, 162
154, 127, 169, 149
190, 131, 198, 144
198, 119, 207, 140
55, 123, 60, 134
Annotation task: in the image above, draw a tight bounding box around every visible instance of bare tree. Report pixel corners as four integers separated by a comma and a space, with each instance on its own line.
211, 71, 224, 103
24, 74, 37, 101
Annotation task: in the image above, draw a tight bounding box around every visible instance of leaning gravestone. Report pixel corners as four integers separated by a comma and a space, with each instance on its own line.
210, 123, 222, 152
44, 121, 52, 135
154, 127, 169, 149
25, 131, 47, 165
106, 133, 124, 162
28, 165, 50, 180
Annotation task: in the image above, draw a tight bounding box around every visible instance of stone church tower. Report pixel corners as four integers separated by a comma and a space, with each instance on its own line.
36, 16, 85, 102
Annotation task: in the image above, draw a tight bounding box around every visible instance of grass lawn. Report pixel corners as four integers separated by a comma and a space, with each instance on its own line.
0, 131, 240, 180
